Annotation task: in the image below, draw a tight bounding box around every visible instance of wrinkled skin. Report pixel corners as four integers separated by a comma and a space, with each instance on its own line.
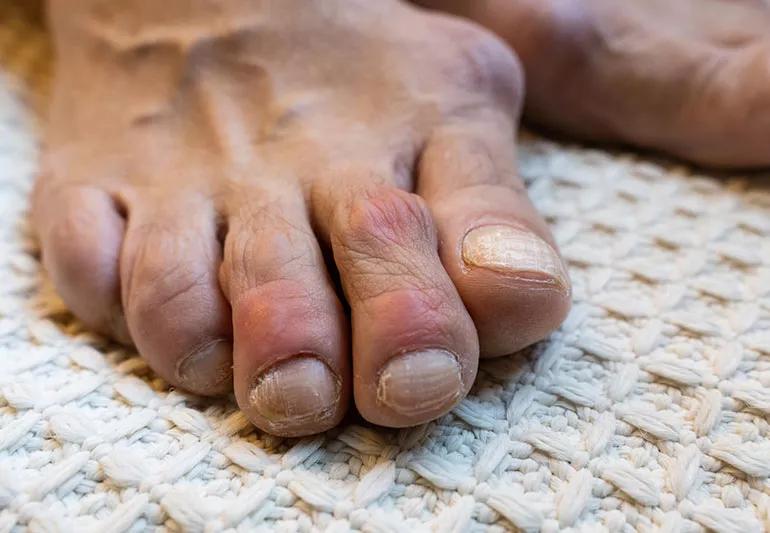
418, 0, 770, 168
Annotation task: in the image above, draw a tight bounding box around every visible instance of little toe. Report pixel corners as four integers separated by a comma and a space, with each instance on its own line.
419, 120, 571, 358
120, 195, 233, 396
33, 183, 130, 343
223, 187, 349, 437
321, 178, 479, 428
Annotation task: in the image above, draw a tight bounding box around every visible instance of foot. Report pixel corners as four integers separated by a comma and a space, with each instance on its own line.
416, 0, 770, 168
34, 0, 570, 436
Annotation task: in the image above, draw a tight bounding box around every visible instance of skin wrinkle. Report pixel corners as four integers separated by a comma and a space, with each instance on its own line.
127, 236, 210, 310
334, 248, 441, 305
358, 286, 457, 325
330, 192, 441, 304
225, 216, 320, 293
332, 212, 435, 258
150, 271, 212, 315
232, 280, 326, 321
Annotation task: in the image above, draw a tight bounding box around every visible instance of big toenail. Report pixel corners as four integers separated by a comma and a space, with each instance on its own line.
250, 356, 340, 430
377, 349, 462, 417
462, 224, 569, 290
176, 339, 233, 395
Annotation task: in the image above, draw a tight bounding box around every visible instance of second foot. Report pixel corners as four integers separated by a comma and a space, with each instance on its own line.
35, 0, 571, 436
417, 0, 770, 168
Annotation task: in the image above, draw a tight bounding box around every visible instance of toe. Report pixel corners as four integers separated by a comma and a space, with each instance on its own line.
418, 119, 571, 357
223, 186, 349, 437
120, 195, 232, 396
321, 177, 478, 428
33, 183, 130, 342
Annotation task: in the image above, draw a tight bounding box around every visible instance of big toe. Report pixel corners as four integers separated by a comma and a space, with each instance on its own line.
419, 122, 571, 358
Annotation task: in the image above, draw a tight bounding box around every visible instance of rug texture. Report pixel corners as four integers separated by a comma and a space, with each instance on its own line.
2, 3, 770, 532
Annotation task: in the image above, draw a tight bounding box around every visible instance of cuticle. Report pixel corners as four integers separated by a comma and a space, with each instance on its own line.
461, 224, 570, 290
375, 346, 463, 387
376, 347, 465, 412
249, 351, 340, 393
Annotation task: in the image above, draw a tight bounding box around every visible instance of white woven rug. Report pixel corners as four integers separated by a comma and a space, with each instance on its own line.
2, 4, 770, 532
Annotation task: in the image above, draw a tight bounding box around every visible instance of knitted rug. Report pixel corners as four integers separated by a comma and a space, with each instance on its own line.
2, 4, 770, 532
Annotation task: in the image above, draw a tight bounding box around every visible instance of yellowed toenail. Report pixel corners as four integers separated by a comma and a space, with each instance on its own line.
462, 224, 569, 290
250, 356, 339, 431
377, 349, 462, 418
176, 339, 233, 395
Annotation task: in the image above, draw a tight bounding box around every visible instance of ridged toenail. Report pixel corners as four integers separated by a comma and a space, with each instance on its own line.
377, 349, 462, 418
250, 356, 339, 431
462, 224, 569, 291
176, 339, 233, 395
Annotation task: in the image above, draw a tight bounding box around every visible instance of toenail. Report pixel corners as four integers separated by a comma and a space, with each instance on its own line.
377, 349, 463, 418
462, 224, 569, 290
176, 339, 233, 395
249, 356, 340, 431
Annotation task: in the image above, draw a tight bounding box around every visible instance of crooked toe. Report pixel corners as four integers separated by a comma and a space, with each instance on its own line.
224, 191, 350, 437
33, 184, 129, 343
323, 184, 479, 428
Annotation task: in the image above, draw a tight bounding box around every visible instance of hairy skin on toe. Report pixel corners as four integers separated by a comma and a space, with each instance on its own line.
36, 0, 571, 435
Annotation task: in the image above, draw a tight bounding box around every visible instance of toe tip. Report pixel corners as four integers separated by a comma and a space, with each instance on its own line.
246, 356, 344, 437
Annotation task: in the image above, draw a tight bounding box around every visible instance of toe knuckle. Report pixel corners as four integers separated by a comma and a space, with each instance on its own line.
127, 241, 213, 328
447, 21, 524, 101
224, 204, 317, 289
337, 185, 434, 248
131, 264, 207, 322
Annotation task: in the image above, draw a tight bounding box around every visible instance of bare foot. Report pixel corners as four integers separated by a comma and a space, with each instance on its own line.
415, 0, 770, 168
33, 0, 570, 436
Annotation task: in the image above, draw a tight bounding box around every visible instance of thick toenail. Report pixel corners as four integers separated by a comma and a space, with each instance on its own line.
176, 339, 233, 395
250, 356, 339, 430
462, 224, 569, 290
377, 349, 462, 417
